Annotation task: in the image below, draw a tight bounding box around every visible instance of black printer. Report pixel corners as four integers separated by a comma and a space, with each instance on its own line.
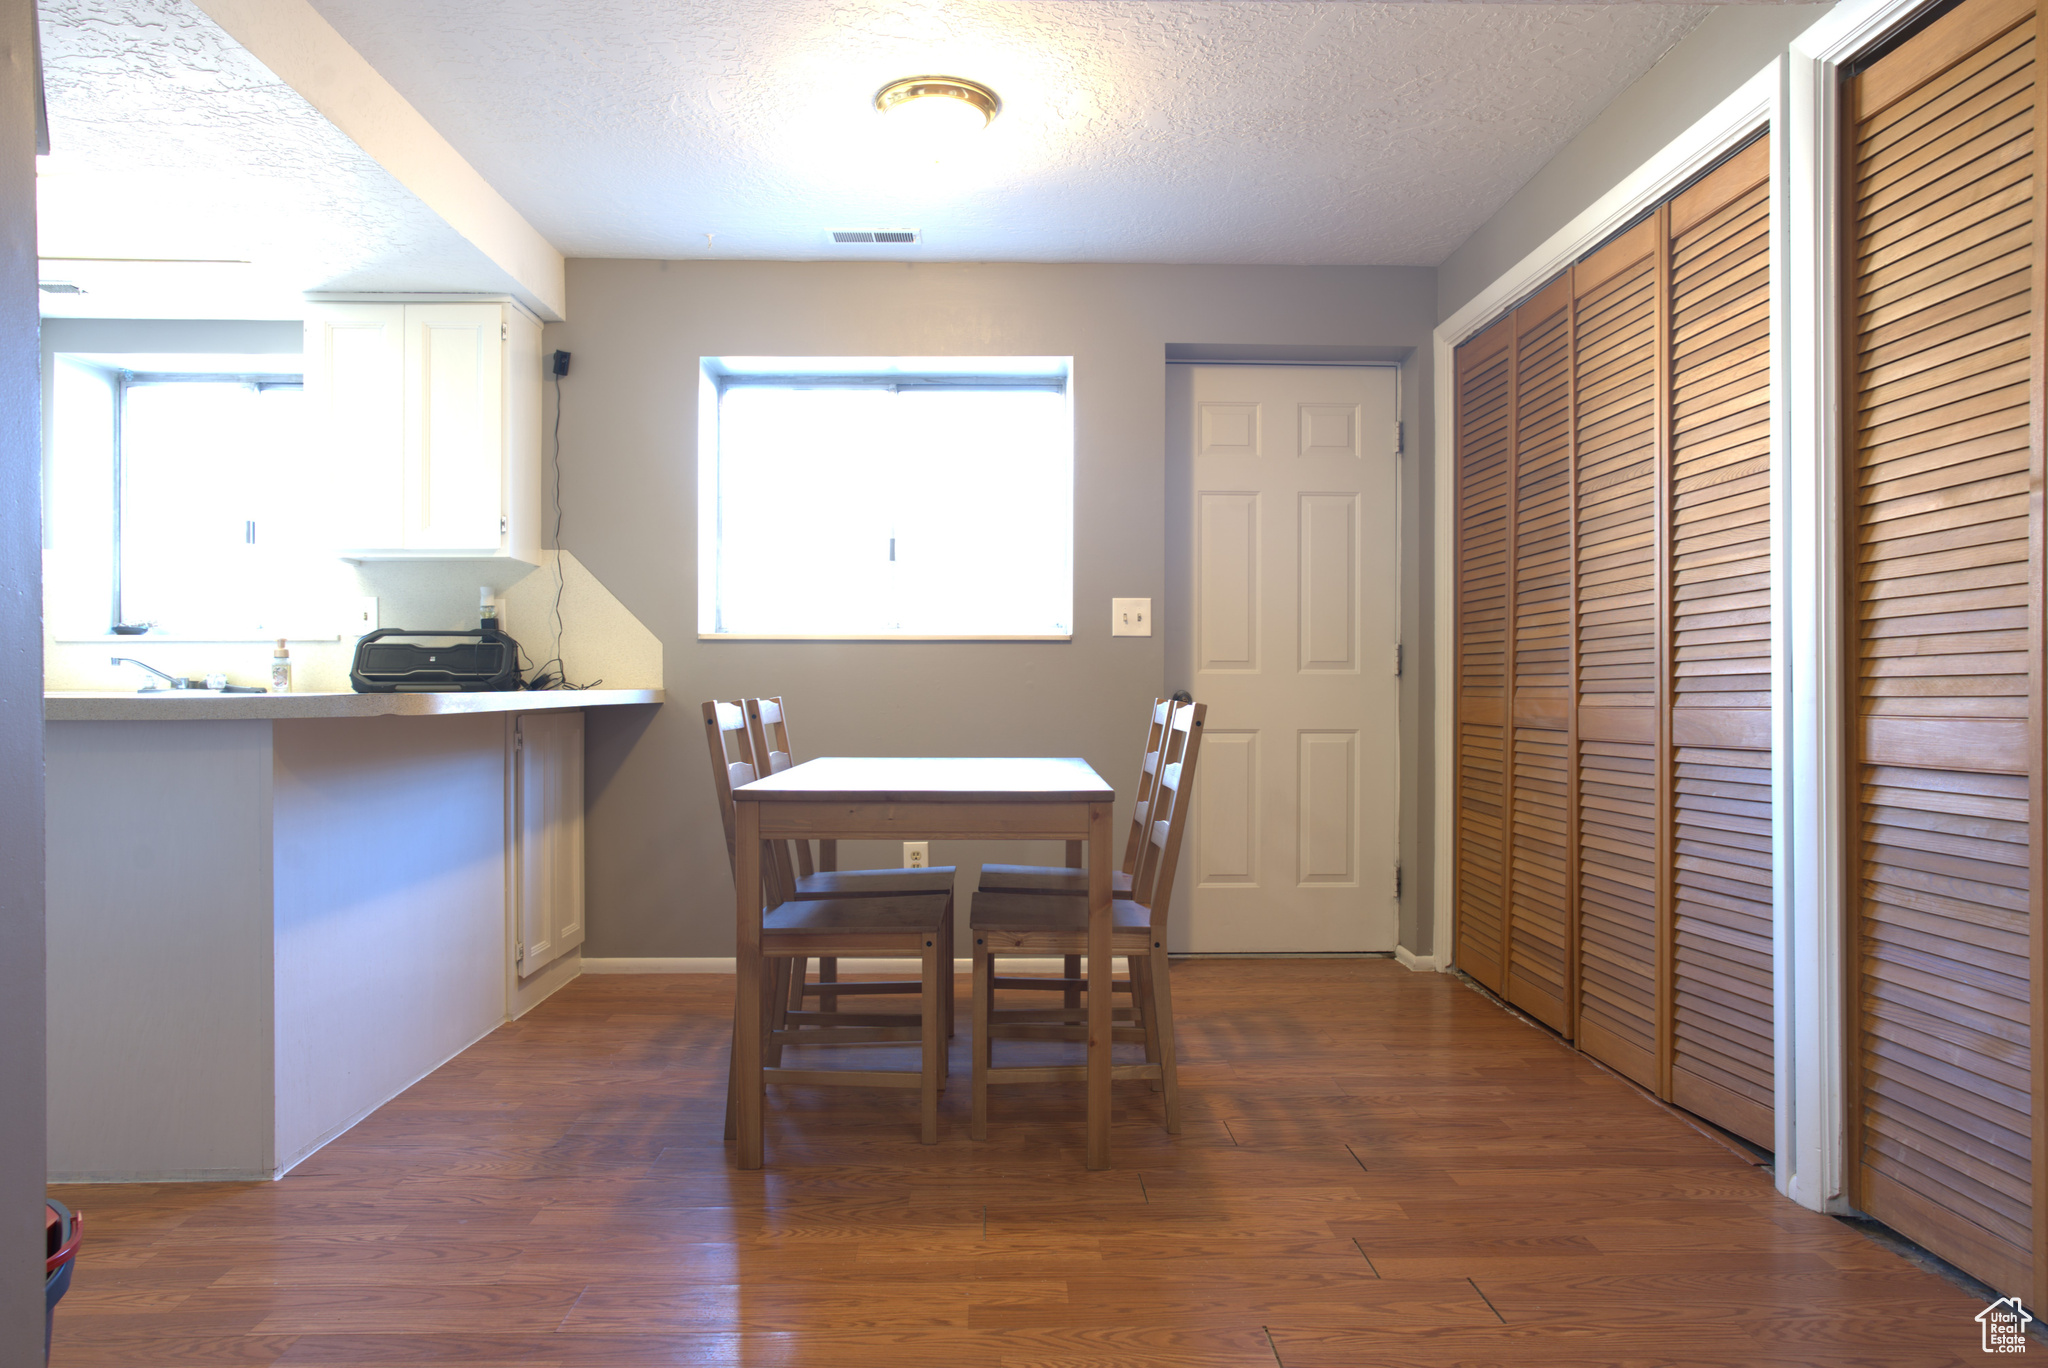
350, 628, 523, 692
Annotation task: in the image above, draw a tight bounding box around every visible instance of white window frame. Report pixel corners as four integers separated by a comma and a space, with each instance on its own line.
44, 352, 325, 644
113, 371, 304, 633
695, 355, 1075, 642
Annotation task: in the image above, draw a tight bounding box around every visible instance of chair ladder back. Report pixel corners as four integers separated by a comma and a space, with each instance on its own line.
1130, 701, 1205, 932
1120, 697, 1177, 877
746, 696, 817, 882
703, 699, 786, 904
741, 699, 806, 903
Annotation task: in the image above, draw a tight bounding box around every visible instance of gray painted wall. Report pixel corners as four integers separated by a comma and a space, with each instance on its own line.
1, 0, 45, 1359
548, 260, 1438, 959
1436, 3, 1835, 322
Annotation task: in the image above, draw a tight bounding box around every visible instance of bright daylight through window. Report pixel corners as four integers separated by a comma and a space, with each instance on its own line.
700, 358, 1073, 638
121, 378, 301, 634
46, 356, 317, 640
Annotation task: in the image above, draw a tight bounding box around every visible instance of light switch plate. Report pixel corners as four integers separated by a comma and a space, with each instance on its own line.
1112, 598, 1152, 636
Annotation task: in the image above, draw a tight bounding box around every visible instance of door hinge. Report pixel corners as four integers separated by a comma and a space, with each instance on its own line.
515, 939, 525, 962
1393, 643, 1403, 677
500, 515, 509, 534
1393, 420, 1404, 455
501, 323, 509, 341
1394, 865, 1403, 899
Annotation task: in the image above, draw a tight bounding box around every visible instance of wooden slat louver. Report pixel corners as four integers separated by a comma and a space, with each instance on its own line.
1450, 128, 1778, 1157
1509, 277, 1576, 1033
1666, 138, 1776, 1148
1572, 218, 1664, 1089
1847, 0, 2041, 1304
1455, 316, 1516, 996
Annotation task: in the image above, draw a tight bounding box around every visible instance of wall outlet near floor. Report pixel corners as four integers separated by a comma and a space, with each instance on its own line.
1112, 597, 1152, 636
903, 841, 930, 869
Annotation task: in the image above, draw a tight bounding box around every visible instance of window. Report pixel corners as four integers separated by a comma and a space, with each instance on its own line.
44, 354, 330, 640
118, 376, 303, 636
699, 357, 1073, 639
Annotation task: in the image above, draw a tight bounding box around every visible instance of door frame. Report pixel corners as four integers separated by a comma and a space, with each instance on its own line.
1165, 357, 1407, 957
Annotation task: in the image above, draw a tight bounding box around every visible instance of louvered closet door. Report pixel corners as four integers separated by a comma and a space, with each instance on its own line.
1665, 138, 1775, 1148
1454, 316, 1515, 996
1847, 0, 2043, 1304
1508, 278, 1576, 1033
1571, 218, 1665, 1089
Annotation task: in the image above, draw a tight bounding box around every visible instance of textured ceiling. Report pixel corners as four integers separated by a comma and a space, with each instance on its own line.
36, 0, 532, 317
302, 0, 1710, 265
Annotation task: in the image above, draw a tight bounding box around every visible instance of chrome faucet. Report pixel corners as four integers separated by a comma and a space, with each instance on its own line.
110, 656, 188, 691
109, 657, 267, 694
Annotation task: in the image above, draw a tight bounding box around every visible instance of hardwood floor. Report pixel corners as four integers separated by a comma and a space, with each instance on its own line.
49, 960, 1990, 1366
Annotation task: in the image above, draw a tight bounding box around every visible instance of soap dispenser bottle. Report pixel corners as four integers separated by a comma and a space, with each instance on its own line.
271, 638, 292, 693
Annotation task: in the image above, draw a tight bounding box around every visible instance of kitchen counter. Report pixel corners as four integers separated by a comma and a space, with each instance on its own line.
46, 687, 656, 1181
45, 687, 662, 721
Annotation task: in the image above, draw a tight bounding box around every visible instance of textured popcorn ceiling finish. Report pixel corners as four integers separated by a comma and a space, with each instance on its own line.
304, 0, 1710, 264
37, 0, 529, 316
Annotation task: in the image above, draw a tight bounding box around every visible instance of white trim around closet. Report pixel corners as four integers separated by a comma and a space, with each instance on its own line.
1781, 0, 1950, 1219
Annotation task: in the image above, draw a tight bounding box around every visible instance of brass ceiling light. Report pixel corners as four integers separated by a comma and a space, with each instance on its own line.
873, 76, 1002, 139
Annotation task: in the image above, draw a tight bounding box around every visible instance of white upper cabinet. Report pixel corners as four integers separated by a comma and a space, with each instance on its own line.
305, 298, 542, 562
307, 304, 406, 552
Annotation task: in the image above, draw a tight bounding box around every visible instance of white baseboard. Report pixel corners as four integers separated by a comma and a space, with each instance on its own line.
581, 956, 1072, 975
1395, 946, 1442, 973
511, 945, 582, 1019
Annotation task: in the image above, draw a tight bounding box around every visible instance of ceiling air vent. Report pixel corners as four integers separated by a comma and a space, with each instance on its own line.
830, 230, 920, 245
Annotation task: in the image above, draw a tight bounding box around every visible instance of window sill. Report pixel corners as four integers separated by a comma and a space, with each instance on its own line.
55, 633, 344, 645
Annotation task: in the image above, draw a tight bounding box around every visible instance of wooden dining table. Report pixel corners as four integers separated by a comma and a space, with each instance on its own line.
731, 756, 1116, 1170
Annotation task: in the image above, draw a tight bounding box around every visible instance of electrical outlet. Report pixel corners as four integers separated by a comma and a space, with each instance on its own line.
350, 597, 379, 634
903, 841, 930, 869
1112, 598, 1152, 637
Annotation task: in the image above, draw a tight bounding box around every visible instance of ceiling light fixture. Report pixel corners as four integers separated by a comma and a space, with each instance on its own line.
874, 76, 1001, 143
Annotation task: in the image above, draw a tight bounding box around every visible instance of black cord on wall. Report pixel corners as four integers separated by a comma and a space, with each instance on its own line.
526, 352, 599, 691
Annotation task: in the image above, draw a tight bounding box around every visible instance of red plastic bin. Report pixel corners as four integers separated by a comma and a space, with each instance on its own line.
45, 1200, 81, 1366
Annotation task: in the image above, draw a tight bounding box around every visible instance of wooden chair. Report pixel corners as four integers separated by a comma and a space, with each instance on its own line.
749, 697, 958, 901
977, 694, 1180, 900
969, 700, 1205, 1140
702, 699, 952, 1145
747, 696, 955, 1025
977, 694, 1180, 1010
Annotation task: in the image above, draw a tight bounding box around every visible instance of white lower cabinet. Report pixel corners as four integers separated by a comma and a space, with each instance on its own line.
512, 710, 586, 977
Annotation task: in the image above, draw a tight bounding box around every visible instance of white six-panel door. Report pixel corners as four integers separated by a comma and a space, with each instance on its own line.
1184, 365, 1401, 952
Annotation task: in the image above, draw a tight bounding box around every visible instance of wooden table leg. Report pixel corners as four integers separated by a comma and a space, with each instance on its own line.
735, 800, 766, 1169
1062, 838, 1086, 1012
1085, 800, 1114, 1171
